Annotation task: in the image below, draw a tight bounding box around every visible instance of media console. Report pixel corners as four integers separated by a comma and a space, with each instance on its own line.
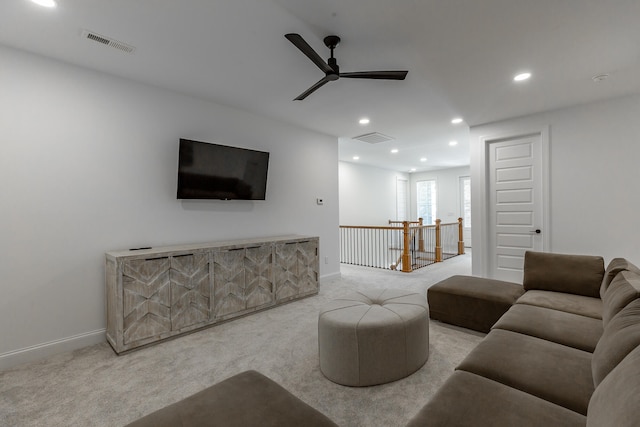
105, 235, 319, 354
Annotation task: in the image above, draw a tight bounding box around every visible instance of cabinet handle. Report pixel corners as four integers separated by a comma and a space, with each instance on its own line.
226, 248, 244, 252
145, 257, 168, 261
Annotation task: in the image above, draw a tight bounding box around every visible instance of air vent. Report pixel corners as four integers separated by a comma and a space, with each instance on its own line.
82, 30, 135, 54
352, 132, 394, 144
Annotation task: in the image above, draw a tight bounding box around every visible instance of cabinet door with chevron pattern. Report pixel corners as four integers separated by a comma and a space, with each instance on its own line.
169, 253, 211, 331
213, 249, 246, 318
245, 245, 274, 309
274, 242, 299, 301
297, 240, 319, 294
122, 257, 171, 345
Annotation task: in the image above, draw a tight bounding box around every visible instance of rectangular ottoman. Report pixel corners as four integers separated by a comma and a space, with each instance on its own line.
428, 275, 525, 333
125, 370, 338, 427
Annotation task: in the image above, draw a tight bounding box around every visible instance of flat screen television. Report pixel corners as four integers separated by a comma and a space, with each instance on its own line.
177, 139, 269, 200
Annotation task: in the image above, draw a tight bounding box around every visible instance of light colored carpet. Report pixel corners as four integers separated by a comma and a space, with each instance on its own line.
1, 253, 484, 427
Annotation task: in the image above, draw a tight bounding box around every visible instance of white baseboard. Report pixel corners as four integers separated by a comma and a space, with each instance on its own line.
0, 329, 106, 372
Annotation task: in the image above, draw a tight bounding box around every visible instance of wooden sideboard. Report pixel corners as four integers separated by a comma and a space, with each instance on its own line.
105, 235, 319, 354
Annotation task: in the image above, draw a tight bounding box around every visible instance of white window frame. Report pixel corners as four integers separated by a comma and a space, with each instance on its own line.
459, 176, 471, 229
396, 177, 408, 221
416, 179, 437, 225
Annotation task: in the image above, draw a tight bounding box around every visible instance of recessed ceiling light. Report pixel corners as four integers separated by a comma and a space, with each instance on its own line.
359, 117, 370, 125
514, 72, 532, 82
391, 149, 399, 154
420, 157, 427, 162
30, 0, 57, 7
449, 140, 458, 146
410, 168, 417, 172
451, 118, 463, 124
353, 156, 360, 160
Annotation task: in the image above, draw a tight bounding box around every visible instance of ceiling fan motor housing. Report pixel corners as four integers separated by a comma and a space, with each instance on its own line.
323, 35, 341, 49
327, 57, 339, 77
325, 35, 341, 76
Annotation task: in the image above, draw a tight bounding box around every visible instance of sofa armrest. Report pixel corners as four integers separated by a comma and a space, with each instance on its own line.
523, 251, 604, 298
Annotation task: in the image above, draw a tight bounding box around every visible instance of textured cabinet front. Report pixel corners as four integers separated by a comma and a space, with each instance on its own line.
244, 245, 273, 310
170, 253, 211, 331
275, 243, 299, 301
106, 236, 317, 354
122, 257, 171, 345
297, 240, 319, 294
213, 245, 274, 319
275, 240, 319, 302
213, 249, 246, 318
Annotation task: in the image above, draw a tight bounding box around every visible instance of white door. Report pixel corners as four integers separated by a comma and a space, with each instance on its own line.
488, 134, 544, 282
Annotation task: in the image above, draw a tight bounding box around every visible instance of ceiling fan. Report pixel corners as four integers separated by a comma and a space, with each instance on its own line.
285, 33, 408, 101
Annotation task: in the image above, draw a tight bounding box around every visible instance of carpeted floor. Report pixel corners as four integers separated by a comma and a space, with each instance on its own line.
0, 253, 484, 427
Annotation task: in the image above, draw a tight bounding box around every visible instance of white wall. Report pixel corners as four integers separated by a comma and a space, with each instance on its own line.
0, 45, 340, 369
410, 166, 470, 224
471, 94, 640, 276
338, 161, 409, 225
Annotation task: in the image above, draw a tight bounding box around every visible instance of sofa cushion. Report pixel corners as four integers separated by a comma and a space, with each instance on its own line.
587, 345, 640, 427
600, 258, 640, 298
601, 270, 640, 327
523, 251, 604, 298
124, 370, 338, 427
592, 298, 640, 387
406, 370, 586, 427
516, 290, 602, 319
428, 275, 525, 333
456, 329, 594, 415
493, 304, 603, 352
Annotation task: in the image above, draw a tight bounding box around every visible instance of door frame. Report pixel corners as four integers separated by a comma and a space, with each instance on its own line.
472, 126, 550, 279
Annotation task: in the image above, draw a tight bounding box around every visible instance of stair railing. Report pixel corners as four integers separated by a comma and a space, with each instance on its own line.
339, 218, 464, 272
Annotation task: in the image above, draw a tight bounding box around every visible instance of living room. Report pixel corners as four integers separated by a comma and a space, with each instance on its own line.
2, 0, 640, 425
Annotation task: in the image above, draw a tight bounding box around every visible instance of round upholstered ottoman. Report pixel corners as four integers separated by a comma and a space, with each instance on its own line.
318, 288, 429, 386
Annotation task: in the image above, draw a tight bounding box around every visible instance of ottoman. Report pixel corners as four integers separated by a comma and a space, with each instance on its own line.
318, 288, 429, 387
428, 275, 525, 333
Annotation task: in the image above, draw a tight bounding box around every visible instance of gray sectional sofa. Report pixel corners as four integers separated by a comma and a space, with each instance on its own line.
407, 251, 640, 426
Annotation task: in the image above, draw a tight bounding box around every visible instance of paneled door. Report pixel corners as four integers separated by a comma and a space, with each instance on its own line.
488, 133, 545, 282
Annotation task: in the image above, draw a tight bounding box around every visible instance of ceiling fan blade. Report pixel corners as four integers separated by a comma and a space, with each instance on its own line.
294, 76, 332, 101
339, 70, 408, 80
285, 33, 333, 74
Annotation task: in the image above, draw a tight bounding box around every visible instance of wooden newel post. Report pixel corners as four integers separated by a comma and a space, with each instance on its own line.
435, 219, 442, 262
458, 217, 465, 255
418, 217, 425, 252
402, 220, 412, 272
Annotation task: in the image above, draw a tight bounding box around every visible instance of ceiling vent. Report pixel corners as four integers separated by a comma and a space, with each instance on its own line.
352, 132, 394, 144
81, 30, 135, 54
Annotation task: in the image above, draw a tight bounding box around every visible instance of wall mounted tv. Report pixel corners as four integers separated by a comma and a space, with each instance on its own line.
177, 139, 269, 200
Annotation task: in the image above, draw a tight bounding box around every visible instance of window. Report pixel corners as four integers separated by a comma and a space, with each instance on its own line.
460, 176, 471, 228
396, 178, 408, 221
416, 180, 437, 224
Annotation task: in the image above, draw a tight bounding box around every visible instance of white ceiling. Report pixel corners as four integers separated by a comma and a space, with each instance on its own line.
2, 0, 639, 172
